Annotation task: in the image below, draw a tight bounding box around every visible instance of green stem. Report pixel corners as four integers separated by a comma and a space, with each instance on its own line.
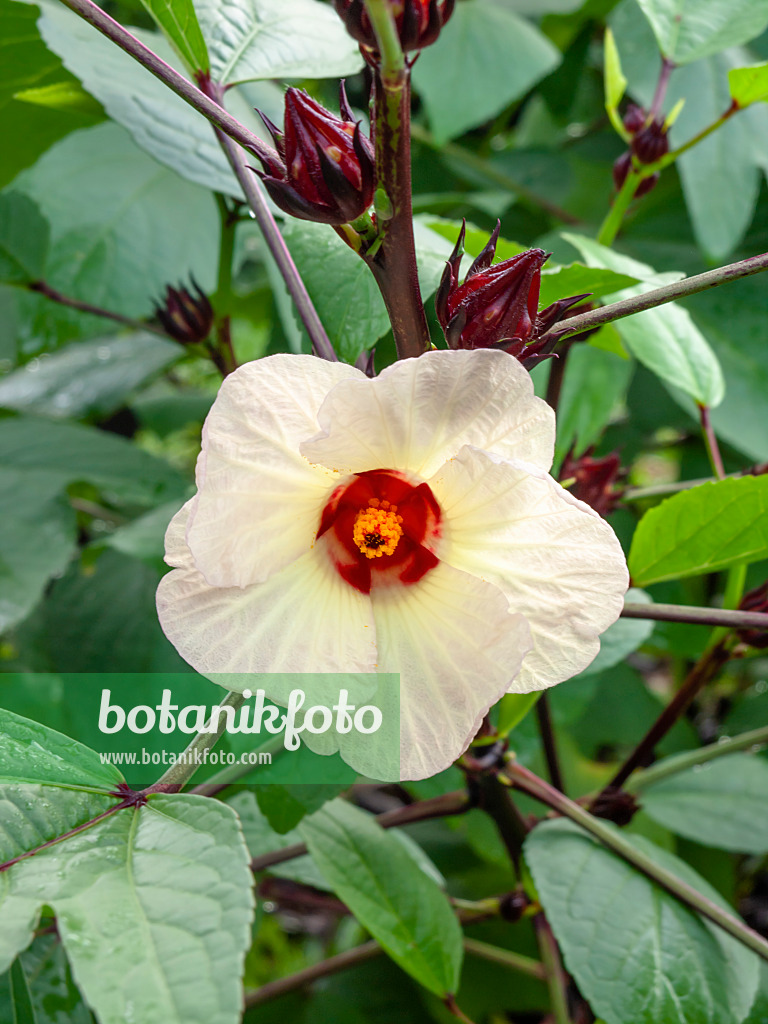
463, 938, 545, 980
213, 193, 238, 374
147, 690, 246, 792
506, 761, 768, 964
190, 734, 285, 795
597, 166, 641, 245
659, 103, 738, 167
363, 0, 405, 84
630, 725, 768, 790
534, 916, 572, 1024
544, 251, 768, 344
710, 561, 749, 648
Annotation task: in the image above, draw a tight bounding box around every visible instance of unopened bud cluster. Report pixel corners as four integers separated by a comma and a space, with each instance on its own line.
154, 279, 213, 345
559, 447, 625, 517
253, 85, 374, 226
435, 222, 588, 368
613, 104, 669, 198
334, 0, 455, 56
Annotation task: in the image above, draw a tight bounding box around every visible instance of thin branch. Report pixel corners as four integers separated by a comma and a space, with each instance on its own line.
535, 693, 565, 793
621, 601, 768, 631
630, 725, 768, 790
243, 941, 382, 1007
28, 281, 168, 337
250, 790, 470, 872
535, 915, 573, 1024
699, 403, 725, 479
463, 938, 546, 980
649, 57, 675, 120
595, 639, 731, 797
505, 761, 768, 965
544, 251, 768, 344
145, 691, 247, 793
56, 0, 274, 162
199, 83, 338, 363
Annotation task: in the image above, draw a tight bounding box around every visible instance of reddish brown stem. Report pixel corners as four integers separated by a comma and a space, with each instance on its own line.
594, 639, 731, 800
365, 71, 431, 359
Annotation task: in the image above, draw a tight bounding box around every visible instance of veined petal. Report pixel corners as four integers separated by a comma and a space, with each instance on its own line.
301, 349, 555, 479
430, 446, 629, 692
187, 354, 362, 589
157, 507, 377, 676
372, 561, 532, 780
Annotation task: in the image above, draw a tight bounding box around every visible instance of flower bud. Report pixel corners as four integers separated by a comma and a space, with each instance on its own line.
622, 103, 647, 135
737, 582, 768, 649
559, 447, 624, 517
253, 84, 374, 226
435, 222, 589, 368
631, 117, 669, 165
612, 152, 659, 198
334, 0, 455, 55
154, 278, 213, 345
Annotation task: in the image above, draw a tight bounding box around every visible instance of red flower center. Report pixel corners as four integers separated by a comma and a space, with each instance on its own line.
317, 469, 442, 594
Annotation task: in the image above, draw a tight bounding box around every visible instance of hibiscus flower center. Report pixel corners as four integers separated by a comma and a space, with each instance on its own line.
317, 469, 442, 594
352, 501, 404, 559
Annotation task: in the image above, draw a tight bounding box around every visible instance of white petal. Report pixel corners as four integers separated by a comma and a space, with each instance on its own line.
187, 354, 362, 588
163, 498, 197, 568
429, 446, 629, 692
372, 561, 532, 780
301, 349, 555, 480
157, 530, 377, 678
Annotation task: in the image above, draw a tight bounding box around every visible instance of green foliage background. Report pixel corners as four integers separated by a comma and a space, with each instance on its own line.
2, 0, 768, 1021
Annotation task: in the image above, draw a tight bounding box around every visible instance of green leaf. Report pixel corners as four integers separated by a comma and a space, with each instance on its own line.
34, 2, 280, 197
9, 957, 36, 1024
555, 342, 633, 459
628, 475, 768, 586
604, 27, 627, 110
640, 754, 768, 854
0, 334, 182, 419
0, 706, 123, 790
538, 265, 639, 308
100, 500, 179, 565
13, 80, 103, 116
497, 691, 540, 738
195, 0, 361, 85
730, 61, 768, 106
0, 789, 254, 1024
411, 0, 560, 143
299, 799, 463, 997
635, 0, 768, 64
13, 933, 93, 1024
0, 192, 49, 285
39, 550, 189, 673
0, 468, 76, 633
673, 53, 761, 259
525, 819, 759, 1024
14, 121, 218, 322
0, 416, 186, 505
281, 220, 390, 364
688, 275, 768, 462
255, 784, 348, 835
579, 588, 654, 677
562, 234, 725, 408
0, 0, 60, 104
230, 790, 331, 890
139, 0, 209, 73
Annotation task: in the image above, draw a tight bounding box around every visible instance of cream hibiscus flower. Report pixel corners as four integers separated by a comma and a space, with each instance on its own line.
156, 348, 628, 780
